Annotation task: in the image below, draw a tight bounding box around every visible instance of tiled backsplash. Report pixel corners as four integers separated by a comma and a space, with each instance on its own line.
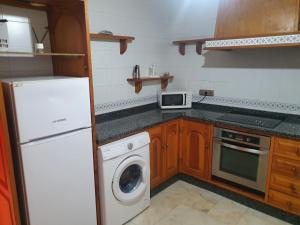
95, 94, 300, 115
193, 95, 300, 115
95, 95, 157, 114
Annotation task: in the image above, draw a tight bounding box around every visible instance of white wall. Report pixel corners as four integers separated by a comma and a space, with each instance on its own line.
89, 0, 177, 114
0, 5, 53, 78
90, 0, 300, 115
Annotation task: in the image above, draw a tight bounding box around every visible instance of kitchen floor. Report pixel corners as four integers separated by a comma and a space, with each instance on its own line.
126, 181, 289, 225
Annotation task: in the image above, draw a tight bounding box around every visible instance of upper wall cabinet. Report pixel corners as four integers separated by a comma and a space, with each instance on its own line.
214, 0, 300, 38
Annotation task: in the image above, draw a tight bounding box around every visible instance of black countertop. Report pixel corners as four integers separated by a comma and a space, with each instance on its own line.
96, 103, 300, 145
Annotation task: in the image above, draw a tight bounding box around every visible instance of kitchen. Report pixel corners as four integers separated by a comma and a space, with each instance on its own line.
1, 0, 300, 225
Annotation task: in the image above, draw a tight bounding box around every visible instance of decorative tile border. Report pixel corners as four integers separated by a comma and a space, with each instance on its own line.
95, 94, 300, 116
193, 95, 300, 115
205, 34, 300, 48
95, 95, 157, 114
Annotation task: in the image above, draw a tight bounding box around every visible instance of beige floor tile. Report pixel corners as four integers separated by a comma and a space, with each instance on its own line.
156, 205, 227, 225
159, 181, 220, 213
129, 193, 179, 225
208, 198, 248, 225
124, 221, 136, 225
126, 181, 290, 225
237, 208, 291, 225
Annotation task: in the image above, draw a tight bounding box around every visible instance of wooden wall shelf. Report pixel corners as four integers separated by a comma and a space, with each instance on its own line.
173, 38, 213, 55
0, 52, 85, 57
90, 33, 135, 55
127, 76, 173, 93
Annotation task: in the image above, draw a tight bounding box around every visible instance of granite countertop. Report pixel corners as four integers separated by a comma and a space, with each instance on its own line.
96, 103, 300, 145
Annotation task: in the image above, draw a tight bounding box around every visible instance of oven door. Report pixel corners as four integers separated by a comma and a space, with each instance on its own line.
212, 139, 269, 192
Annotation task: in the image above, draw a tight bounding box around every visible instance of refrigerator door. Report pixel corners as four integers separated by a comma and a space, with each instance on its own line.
12, 77, 91, 143
21, 128, 97, 225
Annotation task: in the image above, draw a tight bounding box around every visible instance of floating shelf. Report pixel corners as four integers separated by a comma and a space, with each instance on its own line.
127, 76, 174, 93
35, 52, 85, 56
90, 33, 135, 55
174, 32, 300, 55
0, 52, 85, 57
173, 38, 213, 55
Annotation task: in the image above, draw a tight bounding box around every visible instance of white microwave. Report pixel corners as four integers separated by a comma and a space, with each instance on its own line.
158, 91, 192, 109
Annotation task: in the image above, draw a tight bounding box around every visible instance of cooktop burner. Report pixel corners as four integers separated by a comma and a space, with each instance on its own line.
217, 113, 282, 129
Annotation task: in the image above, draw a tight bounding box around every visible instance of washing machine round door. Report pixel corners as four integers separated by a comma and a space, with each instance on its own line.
112, 155, 148, 205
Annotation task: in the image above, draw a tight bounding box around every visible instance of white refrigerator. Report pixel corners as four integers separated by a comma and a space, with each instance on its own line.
2, 77, 97, 225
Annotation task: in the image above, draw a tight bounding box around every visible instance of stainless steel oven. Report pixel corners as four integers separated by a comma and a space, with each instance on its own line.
212, 128, 271, 193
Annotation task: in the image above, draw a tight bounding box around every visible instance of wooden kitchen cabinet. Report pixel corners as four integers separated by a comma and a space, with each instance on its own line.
180, 121, 212, 180
215, 0, 300, 38
148, 120, 179, 189
164, 121, 180, 180
267, 137, 300, 216
148, 125, 165, 189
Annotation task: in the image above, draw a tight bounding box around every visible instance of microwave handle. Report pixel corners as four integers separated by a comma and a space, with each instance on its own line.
214, 139, 269, 155
184, 94, 187, 105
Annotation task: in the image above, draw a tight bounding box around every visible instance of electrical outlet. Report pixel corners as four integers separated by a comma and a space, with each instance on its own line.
199, 89, 214, 96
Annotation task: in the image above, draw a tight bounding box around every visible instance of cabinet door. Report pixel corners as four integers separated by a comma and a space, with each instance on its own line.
181, 121, 211, 179
148, 126, 164, 189
164, 121, 179, 180
215, 0, 300, 38
0, 84, 20, 225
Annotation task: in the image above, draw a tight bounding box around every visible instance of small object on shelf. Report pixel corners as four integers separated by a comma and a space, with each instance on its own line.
90, 33, 135, 55
35, 43, 44, 53
32, 26, 49, 53
98, 30, 113, 35
148, 64, 157, 77
133, 65, 140, 79
127, 75, 174, 93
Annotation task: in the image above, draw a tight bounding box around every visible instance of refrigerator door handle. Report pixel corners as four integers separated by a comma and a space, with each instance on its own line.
22, 128, 92, 146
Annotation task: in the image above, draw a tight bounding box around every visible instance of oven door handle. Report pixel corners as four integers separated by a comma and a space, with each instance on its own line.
214, 140, 269, 155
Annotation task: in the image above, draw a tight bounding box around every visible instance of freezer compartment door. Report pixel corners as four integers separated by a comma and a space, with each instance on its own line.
12, 77, 91, 143
21, 128, 97, 225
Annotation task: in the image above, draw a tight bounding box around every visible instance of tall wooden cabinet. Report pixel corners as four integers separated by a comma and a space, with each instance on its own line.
180, 121, 212, 180
148, 121, 179, 189
0, 83, 20, 225
215, 0, 300, 38
1, 1, 100, 225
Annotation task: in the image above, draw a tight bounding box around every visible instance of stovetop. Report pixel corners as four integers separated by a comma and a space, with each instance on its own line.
217, 113, 283, 129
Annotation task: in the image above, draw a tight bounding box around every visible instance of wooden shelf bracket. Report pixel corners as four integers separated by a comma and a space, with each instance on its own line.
90, 33, 135, 55
173, 38, 213, 55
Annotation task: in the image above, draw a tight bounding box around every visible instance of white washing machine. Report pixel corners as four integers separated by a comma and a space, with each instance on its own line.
98, 132, 151, 225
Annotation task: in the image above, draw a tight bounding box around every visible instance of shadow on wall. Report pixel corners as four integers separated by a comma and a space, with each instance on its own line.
202, 47, 300, 69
